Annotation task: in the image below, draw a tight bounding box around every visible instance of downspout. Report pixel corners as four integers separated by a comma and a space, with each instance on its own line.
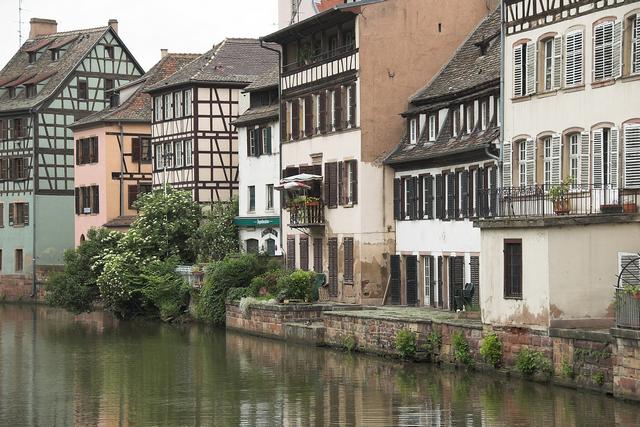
118, 122, 124, 216
498, 0, 506, 188
30, 108, 37, 298
260, 40, 283, 256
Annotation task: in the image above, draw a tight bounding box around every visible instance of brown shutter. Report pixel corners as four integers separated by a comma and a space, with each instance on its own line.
300, 236, 309, 271
344, 237, 354, 282
334, 87, 343, 130
21, 157, 28, 180
132, 138, 141, 163
75, 188, 80, 214
417, 176, 424, 218
90, 137, 98, 163
393, 178, 401, 220
328, 238, 338, 297
286, 236, 296, 270
92, 185, 99, 214
313, 238, 323, 273
280, 102, 287, 141
304, 96, 313, 137
350, 160, 358, 204
461, 170, 469, 218
337, 161, 344, 205
319, 91, 327, 133
325, 162, 338, 208
75, 140, 80, 165
348, 84, 356, 127
435, 174, 443, 219
8, 203, 14, 225
291, 99, 300, 140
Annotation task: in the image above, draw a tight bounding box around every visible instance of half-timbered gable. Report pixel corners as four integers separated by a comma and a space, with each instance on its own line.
384, 8, 500, 310
147, 39, 279, 204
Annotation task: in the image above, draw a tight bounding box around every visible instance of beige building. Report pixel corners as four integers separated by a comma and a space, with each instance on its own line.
479, 0, 640, 330
264, 0, 497, 304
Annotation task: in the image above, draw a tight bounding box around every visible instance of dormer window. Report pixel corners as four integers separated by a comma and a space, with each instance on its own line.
50, 49, 60, 61
25, 85, 36, 98
28, 52, 36, 64
409, 118, 417, 144
8, 87, 16, 99
428, 114, 437, 142
465, 103, 474, 134
481, 99, 488, 130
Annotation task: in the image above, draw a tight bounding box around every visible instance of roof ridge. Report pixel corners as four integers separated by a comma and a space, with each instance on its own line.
29, 25, 108, 41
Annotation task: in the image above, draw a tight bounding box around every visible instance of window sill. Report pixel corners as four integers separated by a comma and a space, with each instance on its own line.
343, 280, 354, 285
536, 89, 559, 98
621, 74, 640, 83
504, 296, 523, 301
510, 95, 532, 103
591, 79, 616, 89
561, 84, 585, 93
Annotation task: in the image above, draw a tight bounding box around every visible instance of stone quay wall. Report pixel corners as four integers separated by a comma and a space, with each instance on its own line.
226, 302, 328, 339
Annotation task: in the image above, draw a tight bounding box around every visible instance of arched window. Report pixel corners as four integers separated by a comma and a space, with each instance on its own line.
266, 238, 276, 256
80, 234, 86, 243
246, 239, 259, 254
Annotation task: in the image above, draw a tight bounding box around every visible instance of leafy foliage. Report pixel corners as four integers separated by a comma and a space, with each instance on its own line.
395, 329, 417, 359
343, 335, 357, 352
515, 348, 553, 376
452, 331, 473, 367
248, 269, 287, 297
479, 332, 502, 368
593, 371, 605, 386
139, 258, 190, 321
46, 227, 122, 313
560, 359, 575, 379
422, 331, 442, 360
276, 270, 316, 301
190, 199, 239, 262
227, 287, 252, 302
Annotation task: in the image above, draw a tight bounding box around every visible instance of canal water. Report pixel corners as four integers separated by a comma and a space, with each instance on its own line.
1, 305, 640, 426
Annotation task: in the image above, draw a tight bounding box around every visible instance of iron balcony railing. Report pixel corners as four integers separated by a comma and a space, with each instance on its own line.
616, 289, 640, 329
478, 184, 639, 219
289, 203, 325, 228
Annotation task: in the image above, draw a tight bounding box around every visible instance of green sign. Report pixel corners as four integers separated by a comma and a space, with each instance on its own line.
234, 216, 280, 228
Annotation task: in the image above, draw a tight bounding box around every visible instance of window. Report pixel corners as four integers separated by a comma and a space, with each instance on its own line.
300, 236, 309, 271
409, 118, 417, 144
25, 85, 36, 98
404, 177, 412, 219
175, 140, 184, 168
248, 129, 257, 157
633, 15, 640, 74
343, 237, 354, 283
184, 140, 193, 166
593, 127, 619, 188
565, 30, 584, 86
513, 43, 526, 97
0, 158, 7, 180
480, 100, 488, 130
569, 134, 580, 185
248, 186, 256, 212
424, 255, 435, 306
15, 249, 23, 272
465, 103, 473, 134
128, 182, 152, 209
346, 160, 357, 205
155, 144, 164, 169
78, 79, 88, 100
246, 239, 259, 254
174, 91, 183, 118
266, 184, 274, 210
428, 114, 437, 141
504, 239, 522, 299
0, 203, 3, 227
105, 45, 115, 59
164, 93, 174, 120
75, 186, 99, 214
9, 202, 29, 226
519, 141, 527, 186
28, 52, 36, 63
594, 21, 621, 81
13, 118, 24, 139
104, 79, 114, 100
543, 137, 552, 185
184, 89, 192, 116
76, 137, 99, 165
347, 84, 357, 127
261, 127, 272, 155
543, 38, 554, 91
286, 236, 296, 270
314, 93, 321, 133
422, 174, 434, 219
164, 142, 174, 168
154, 96, 163, 122
132, 137, 152, 163
266, 238, 276, 256
452, 107, 460, 137
50, 49, 60, 61
9, 157, 28, 180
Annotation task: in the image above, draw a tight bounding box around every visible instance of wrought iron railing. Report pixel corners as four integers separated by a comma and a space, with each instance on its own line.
479, 184, 639, 219
616, 289, 640, 329
289, 203, 325, 227
282, 45, 357, 74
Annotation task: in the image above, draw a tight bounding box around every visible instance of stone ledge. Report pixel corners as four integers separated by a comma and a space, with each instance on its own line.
475, 213, 640, 229
323, 310, 483, 330
611, 327, 640, 341
549, 328, 613, 343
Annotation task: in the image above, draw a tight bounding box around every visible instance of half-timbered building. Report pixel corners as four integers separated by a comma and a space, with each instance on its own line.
384, 8, 501, 310
263, 0, 497, 304
478, 0, 640, 331
0, 18, 143, 297
146, 39, 278, 204
70, 51, 198, 245
234, 66, 282, 256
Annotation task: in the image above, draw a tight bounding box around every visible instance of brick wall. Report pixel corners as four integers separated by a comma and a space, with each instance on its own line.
0, 275, 45, 302
226, 303, 327, 339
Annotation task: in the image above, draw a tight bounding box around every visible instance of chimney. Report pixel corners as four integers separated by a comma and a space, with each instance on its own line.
108, 19, 118, 33
29, 18, 57, 39
160, 49, 168, 58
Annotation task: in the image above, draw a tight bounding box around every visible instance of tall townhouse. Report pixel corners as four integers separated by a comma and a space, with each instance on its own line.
478, 0, 640, 331
146, 39, 278, 204
234, 67, 282, 256
384, 9, 501, 309
263, 0, 496, 304
70, 52, 198, 244
0, 18, 143, 297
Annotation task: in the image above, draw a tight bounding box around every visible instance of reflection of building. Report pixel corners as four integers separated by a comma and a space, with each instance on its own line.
264, 0, 496, 304
0, 18, 143, 296
70, 51, 198, 244
384, 9, 501, 309
234, 67, 281, 256
480, 0, 640, 330
146, 39, 278, 204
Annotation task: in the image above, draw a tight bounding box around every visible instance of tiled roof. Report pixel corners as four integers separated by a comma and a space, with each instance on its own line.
409, 7, 501, 106
71, 53, 199, 128
234, 104, 278, 127
146, 38, 279, 92
0, 26, 115, 113
244, 64, 278, 92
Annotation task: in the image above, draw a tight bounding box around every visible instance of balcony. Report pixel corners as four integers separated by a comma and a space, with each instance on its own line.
288, 202, 325, 228
282, 45, 357, 75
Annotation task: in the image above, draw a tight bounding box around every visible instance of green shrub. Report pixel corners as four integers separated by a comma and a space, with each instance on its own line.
515, 348, 553, 376
190, 198, 239, 263
479, 332, 502, 368
560, 359, 575, 379
249, 269, 287, 297
593, 371, 605, 386
276, 270, 316, 301
97, 251, 146, 319
422, 331, 442, 360
452, 331, 473, 366
395, 329, 417, 359
139, 258, 190, 321
227, 287, 251, 302
343, 335, 357, 352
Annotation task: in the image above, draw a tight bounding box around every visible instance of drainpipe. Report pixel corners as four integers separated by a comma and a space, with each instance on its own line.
498, 0, 505, 188
260, 40, 283, 256
30, 108, 37, 298
118, 122, 124, 216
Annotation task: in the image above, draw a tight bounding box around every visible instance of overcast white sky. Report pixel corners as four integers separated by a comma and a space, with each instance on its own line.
0, 0, 279, 71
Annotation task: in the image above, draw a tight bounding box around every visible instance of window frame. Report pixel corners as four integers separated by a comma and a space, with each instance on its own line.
164, 93, 174, 120
183, 89, 192, 116
565, 29, 584, 87
184, 140, 193, 166
518, 140, 527, 186
248, 185, 256, 212
409, 117, 417, 144
593, 20, 615, 81
428, 114, 437, 141
155, 144, 164, 170
543, 38, 554, 91
543, 136, 553, 185
15, 248, 23, 272
163, 142, 174, 168
504, 239, 523, 299
266, 184, 274, 211
174, 140, 184, 168
569, 133, 580, 184
77, 79, 88, 100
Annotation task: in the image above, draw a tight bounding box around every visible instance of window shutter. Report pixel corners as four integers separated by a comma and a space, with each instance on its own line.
91, 137, 98, 163
8, 203, 14, 226
92, 185, 100, 214
553, 35, 562, 89
128, 185, 138, 209
325, 162, 338, 208
132, 138, 141, 163
525, 138, 535, 185
593, 129, 603, 188
23, 203, 29, 225
389, 255, 401, 305
266, 127, 272, 154
409, 176, 418, 219
291, 99, 300, 140
503, 140, 512, 187
246, 128, 252, 156
351, 160, 358, 205
446, 173, 455, 219
565, 30, 583, 86
337, 161, 344, 205
624, 124, 640, 188
551, 134, 562, 185
580, 131, 590, 185
417, 176, 424, 219
393, 178, 401, 220
256, 128, 263, 156
489, 167, 497, 216
304, 96, 313, 137
476, 167, 484, 217
461, 170, 469, 218
406, 255, 418, 306
513, 45, 523, 97
526, 41, 537, 95
319, 91, 327, 133
286, 236, 296, 270
425, 175, 434, 219
435, 174, 443, 219
333, 87, 342, 130
280, 102, 287, 141
0, 159, 6, 180
612, 20, 623, 79
348, 84, 357, 127
634, 15, 640, 74
344, 237, 354, 282
594, 23, 605, 81
75, 140, 80, 165
20, 157, 28, 180
400, 178, 406, 220
300, 236, 309, 271
610, 127, 619, 188
75, 188, 80, 214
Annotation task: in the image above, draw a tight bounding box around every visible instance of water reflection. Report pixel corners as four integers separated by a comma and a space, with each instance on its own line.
1, 304, 639, 426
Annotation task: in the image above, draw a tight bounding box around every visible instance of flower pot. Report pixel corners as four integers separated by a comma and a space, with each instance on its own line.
632, 292, 640, 301
553, 199, 570, 215
623, 202, 638, 214
305, 201, 320, 207
600, 204, 623, 214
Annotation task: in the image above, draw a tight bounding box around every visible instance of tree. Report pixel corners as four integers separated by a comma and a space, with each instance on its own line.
190, 198, 239, 262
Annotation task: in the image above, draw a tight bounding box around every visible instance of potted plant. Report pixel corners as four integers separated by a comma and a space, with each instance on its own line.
548, 177, 573, 215
623, 284, 640, 300
303, 196, 321, 207
623, 202, 638, 214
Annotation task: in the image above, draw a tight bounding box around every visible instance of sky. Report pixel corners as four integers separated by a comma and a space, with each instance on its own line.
0, 0, 279, 71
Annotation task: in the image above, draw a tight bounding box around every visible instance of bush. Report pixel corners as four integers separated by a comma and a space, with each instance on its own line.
227, 287, 251, 302
343, 335, 357, 352
190, 199, 239, 262
248, 269, 287, 297
97, 251, 146, 319
452, 331, 473, 366
422, 331, 442, 360
276, 270, 316, 301
593, 371, 605, 386
479, 332, 502, 368
560, 359, 575, 379
139, 258, 190, 321
395, 329, 417, 359
515, 348, 552, 376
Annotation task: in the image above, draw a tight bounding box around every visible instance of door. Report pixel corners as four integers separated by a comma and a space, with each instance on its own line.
437, 256, 443, 308
406, 255, 418, 306
389, 255, 401, 305
424, 255, 435, 307
449, 256, 465, 311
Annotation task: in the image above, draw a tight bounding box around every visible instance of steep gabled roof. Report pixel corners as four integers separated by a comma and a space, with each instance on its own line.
146, 39, 279, 93
0, 25, 141, 113
244, 64, 278, 93
71, 53, 199, 128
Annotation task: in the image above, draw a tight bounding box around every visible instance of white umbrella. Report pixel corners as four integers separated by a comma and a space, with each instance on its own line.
275, 181, 311, 191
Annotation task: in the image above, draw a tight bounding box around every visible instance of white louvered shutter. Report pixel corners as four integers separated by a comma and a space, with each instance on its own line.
612, 20, 623, 79
610, 127, 619, 188
551, 134, 562, 184
580, 131, 590, 186
553, 36, 562, 89
593, 23, 607, 81
525, 138, 535, 185
593, 129, 604, 188
634, 15, 640, 74
503, 140, 512, 187
619, 253, 640, 287
526, 41, 537, 95
513, 44, 524, 97
565, 30, 583, 86
624, 124, 640, 188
